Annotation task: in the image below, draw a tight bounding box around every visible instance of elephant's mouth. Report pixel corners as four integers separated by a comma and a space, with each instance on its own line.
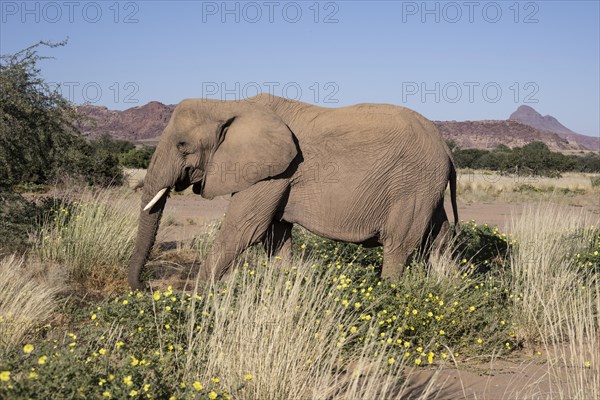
192, 181, 203, 195
175, 167, 203, 194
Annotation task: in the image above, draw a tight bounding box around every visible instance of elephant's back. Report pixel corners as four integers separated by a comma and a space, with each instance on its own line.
304, 103, 442, 147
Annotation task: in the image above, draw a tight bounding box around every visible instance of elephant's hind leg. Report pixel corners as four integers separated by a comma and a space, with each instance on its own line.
420, 201, 450, 259
202, 180, 290, 281
381, 200, 431, 280
430, 202, 451, 254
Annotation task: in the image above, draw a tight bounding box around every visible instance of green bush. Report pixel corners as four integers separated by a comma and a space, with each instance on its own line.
454, 221, 512, 272
119, 146, 156, 169
0, 189, 57, 254
451, 141, 600, 176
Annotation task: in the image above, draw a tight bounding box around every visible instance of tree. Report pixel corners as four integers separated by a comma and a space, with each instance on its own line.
0, 41, 124, 189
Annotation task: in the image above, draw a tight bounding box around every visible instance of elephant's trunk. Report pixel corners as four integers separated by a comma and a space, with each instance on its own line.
128, 186, 169, 289
128, 147, 177, 290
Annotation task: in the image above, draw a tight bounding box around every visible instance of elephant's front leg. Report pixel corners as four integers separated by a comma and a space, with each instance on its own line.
262, 220, 293, 267
202, 179, 290, 281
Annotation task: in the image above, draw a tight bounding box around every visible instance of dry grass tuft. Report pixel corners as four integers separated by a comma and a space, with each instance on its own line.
0, 255, 61, 348
509, 204, 599, 398
182, 256, 420, 400
33, 188, 141, 290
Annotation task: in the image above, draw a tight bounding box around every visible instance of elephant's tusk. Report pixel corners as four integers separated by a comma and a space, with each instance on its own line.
143, 188, 168, 211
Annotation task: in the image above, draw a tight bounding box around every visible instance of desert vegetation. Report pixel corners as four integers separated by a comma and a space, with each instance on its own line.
1, 44, 599, 399
1, 188, 598, 399
450, 141, 600, 177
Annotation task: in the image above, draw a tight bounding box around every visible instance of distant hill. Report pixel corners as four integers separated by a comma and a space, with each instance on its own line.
509, 105, 598, 151
76, 101, 175, 141
76, 102, 597, 152
434, 120, 583, 152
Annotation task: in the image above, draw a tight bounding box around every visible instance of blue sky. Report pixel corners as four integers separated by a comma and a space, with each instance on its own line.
1, 1, 599, 136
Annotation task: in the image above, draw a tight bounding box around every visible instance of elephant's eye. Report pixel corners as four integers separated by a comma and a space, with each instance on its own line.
177, 141, 188, 152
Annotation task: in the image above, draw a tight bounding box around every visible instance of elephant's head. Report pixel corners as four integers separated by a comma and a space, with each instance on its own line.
128, 98, 298, 289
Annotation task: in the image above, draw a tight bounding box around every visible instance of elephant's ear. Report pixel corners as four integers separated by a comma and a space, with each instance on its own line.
201, 108, 297, 199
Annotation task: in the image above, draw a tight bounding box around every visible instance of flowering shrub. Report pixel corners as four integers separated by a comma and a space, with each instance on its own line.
0, 288, 237, 399
454, 221, 513, 272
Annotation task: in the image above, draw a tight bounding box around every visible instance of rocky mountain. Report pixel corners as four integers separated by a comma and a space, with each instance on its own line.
434, 120, 583, 152
76, 102, 597, 152
510, 105, 598, 151
76, 101, 175, 141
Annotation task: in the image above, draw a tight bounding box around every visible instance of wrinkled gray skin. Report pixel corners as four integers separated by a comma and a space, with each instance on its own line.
128, 94, 458, 289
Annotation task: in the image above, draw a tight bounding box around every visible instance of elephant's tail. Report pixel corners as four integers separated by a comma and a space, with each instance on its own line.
449, 161, 459, 235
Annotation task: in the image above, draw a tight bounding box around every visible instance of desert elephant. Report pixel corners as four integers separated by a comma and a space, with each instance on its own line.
128, 94, 458, 289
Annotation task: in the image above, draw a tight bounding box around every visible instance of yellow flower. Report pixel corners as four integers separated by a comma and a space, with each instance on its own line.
29, 371, 39, 379
38, 356, 48, 364
439, 330, 445, 335
584, 361, 591, 367
102, 391, 112, 398
130, 356, 139, 366
427, 352, 434, 364
116, 341, 124, 348
388, 358, 395, 365
122, 300, 128, 305
244, 374, 253, 381
23, 344, 34, 353
469, 306, 475, 312
129, 390, 138, 396
211, 377, 220, 383
153, 291, 161, 301
99, 348, 107, 355
208, 392, 218, 399
144, 384, 150, 392
415, 358, 422, 365
0, 371, 10, 381
123, 375, 133, 386
193, 381, 203, 391
91, 314, 97, 320
477, 338, 483, 344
